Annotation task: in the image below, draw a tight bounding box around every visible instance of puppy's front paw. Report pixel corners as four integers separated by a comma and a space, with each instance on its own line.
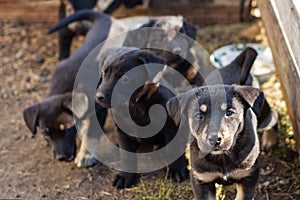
168, 167, 189, 182
74, 150, 97, 168
113, 173, 139, 189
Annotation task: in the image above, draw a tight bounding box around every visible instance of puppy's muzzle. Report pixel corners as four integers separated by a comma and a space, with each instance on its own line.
95, 92, 111, 108
208, 133, 222, 147
53, 151, 74, 162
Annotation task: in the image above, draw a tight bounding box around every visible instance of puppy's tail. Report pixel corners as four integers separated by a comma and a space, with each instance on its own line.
237, 47, 258, 85
47, 10, 109, 34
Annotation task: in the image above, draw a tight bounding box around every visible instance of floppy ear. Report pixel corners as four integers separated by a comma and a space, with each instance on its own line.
230, 47, 258, 85
23, 104, 40, 135
166, 97, 182, 126
134, 50, 167, 100
182, 21, 197, 41
233, 85, 265, 117
166, 93, 190, 126
63, 93, 89, 119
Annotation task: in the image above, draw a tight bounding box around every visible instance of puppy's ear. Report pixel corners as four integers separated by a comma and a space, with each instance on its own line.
166, 93, 189, 126
182, 21, 197, 41
23, 104, 40, 136
134, 50, 167, 100
63, 93, 89, 119
230, 47, 258, 85
233, 85, 265, 117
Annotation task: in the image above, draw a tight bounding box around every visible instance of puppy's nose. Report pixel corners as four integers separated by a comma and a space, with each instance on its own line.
56, 154, 74, 162
57, 155, 66, 161
208, 134, 222, 146
96, 92, 106, 102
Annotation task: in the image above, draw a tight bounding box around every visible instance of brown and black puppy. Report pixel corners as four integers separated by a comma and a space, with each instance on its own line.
167, 85, 264, 200
23, 11, 126, 167
124, 15, 206, 85
95, 48, 189, 188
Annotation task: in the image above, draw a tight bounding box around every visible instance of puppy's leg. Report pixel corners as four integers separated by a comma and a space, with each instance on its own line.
75, 117, 99, 167
58, 27, 74, 60
168, 154, 189, 182
164, 120, 189, 182
113, 128, 139, 189
235, 167, 259, 200
191, 172, 216, 200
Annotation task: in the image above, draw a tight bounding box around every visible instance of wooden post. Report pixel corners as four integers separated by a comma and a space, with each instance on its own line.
258, 0, 300, 153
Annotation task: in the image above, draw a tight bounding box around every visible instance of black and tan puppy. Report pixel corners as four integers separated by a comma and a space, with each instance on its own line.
23, 11, 126, 167
95, 48, 189, 188
167, 85, 264, 200
204, 47, 278, 150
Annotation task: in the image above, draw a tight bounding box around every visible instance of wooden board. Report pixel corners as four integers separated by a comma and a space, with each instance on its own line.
0, 0, 249, 25
258, 0, 300, 153
0, 0, 59, 22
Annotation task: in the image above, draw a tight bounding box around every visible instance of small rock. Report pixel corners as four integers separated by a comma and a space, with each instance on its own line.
25, 76, 30, 82
2, 93, 8, 99
41, 194, 47, 198
15, 51, 24, 59
40, 68, 50, 77
33, 54, 45, 64
41, 77, 48, 83
13, 90, 19, 96
262, 180, 271, 187
15, 194, 21, 198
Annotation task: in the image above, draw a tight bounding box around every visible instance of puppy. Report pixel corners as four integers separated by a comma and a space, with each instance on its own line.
124, 15, 205, 85
167, 85, 264, 200
23, 11, 126, 167
204, 47, 278, 150
51, 11, 206, 85
95, 48, 189, 188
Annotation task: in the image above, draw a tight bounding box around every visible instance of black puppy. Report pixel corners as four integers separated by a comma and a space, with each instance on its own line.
95, 48, 189, 188
23, 11, 125, 167
167, 85, 264, 200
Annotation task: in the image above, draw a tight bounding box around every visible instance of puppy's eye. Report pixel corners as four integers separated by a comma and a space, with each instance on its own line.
195, 112, 204, 120
121, 75, 129, 83
225, 110, 234, 117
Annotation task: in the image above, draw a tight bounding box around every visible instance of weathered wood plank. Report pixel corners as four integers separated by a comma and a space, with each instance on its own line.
0, 0, 244, 24
0, 1, 58, 22
112, 3, 241, 24
258, 0, 300, 153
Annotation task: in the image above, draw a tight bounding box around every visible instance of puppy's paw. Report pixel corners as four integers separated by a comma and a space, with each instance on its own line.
262, 127, 278, 151
168, 167, 189, 182
74, 151, 97, 168
113, 173, 139, 189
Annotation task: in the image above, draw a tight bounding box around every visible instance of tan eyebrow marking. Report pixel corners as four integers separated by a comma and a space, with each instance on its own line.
200, 104, 207, 113
59, 124, 65, 131
220, 103, 227, 111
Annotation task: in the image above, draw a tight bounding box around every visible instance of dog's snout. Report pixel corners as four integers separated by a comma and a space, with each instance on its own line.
96, 92, 106, 101
57, 155, 66, 161
56, 154, 74, 162
208, 134, 222, 146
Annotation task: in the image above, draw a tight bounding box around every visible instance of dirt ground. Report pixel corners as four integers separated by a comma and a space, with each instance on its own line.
0, 19, 300, 200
